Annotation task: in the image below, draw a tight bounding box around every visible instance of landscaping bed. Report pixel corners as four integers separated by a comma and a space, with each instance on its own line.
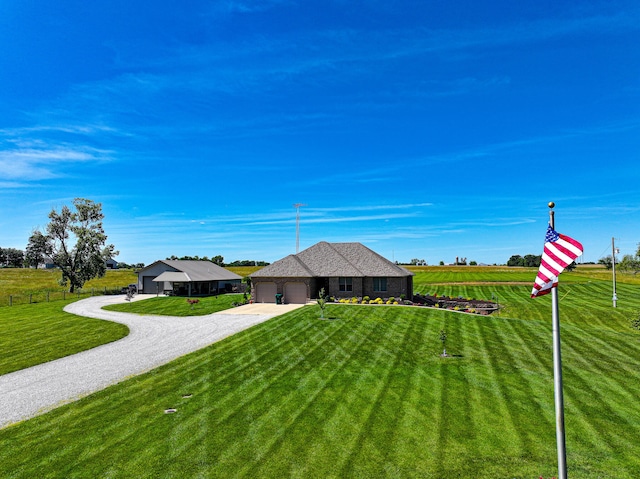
326, 294, 499, 314
412, 293, 499, 314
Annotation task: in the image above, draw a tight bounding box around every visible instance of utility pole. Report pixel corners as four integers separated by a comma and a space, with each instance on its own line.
293, 203, 306, 253
612, 237, 618, 308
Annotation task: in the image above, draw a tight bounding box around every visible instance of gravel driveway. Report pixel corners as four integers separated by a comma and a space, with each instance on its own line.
0, 295, 305, 429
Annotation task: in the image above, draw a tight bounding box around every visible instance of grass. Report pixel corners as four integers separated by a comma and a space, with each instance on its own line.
0, 268, 138, 306
104, 293, 246, 316
1, 267, 640, 477
0, 300, 129, 376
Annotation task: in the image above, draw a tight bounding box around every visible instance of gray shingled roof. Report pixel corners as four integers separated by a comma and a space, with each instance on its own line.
142, 260, 242, 281
251, 242, 414, 278
152, 272, 190, 282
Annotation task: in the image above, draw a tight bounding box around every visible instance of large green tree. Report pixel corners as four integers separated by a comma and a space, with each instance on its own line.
25, 231, 49, 268
43, 198, 118, 292
598, 255, 613, 270
619, 254, 640, 274
0, 247, 24, 268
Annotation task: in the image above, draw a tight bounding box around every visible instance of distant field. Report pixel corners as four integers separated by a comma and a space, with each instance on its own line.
226, 265, 262, 277
0, 268, 138, 295
0, 269, 138, 307
406, 264, 640, 287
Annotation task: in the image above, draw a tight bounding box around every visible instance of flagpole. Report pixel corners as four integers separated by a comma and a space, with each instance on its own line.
549, 202, 568, 479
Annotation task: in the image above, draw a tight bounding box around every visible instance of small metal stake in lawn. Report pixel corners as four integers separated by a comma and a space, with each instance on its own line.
439, 329, 448, 357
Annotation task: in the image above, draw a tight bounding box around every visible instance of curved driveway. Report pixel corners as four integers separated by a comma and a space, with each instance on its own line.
0, 295, 304, 429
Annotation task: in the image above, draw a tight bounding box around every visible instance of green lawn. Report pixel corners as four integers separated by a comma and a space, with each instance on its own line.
104, 293, 246, 316
0, 301, 129, 376
1, 269, 640, 478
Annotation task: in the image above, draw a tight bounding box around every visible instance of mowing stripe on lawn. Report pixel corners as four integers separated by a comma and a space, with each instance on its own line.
216, 309, 402, 477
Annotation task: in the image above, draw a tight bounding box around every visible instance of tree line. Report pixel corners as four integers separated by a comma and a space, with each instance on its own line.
506, 254, 578, 271
165, 255, 269, 267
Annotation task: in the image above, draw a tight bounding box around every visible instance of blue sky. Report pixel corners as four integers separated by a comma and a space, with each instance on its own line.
1, 1, 639, 266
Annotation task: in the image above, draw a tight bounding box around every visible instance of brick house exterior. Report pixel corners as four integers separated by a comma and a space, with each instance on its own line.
250, 242, 414, 304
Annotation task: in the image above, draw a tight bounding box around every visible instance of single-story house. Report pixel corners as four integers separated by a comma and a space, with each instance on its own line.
137, 260, 242, 296
106, 258, 118, 269
250, 241, 414, 304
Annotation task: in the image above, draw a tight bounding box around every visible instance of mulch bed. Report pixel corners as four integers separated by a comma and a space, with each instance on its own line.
412, 294, 499, 315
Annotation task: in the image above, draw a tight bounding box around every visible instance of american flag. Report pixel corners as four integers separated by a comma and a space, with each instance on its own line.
531, 225, 584, 298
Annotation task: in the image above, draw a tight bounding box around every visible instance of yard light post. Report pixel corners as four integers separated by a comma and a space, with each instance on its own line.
294, 203, 306, 254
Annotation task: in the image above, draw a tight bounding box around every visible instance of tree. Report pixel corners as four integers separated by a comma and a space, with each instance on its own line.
317, 287, 328, 319
523, 254, 542, 267
43, 198, 118, 292
507, 255, 524, 267
619, 254, 640, 274
598, 255, 613, 270
25, 231, 49, 268
211, 255, 224, 266
0, 247, 24, 267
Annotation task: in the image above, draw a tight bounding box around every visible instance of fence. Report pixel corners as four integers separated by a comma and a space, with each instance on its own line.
0, 287, 124, 308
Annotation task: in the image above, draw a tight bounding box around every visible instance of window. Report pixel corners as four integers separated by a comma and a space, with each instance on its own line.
373, 277, 387, 292
339, 277, 353, 292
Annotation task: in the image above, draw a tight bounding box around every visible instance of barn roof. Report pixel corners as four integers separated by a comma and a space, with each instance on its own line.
139, 260, 242, 282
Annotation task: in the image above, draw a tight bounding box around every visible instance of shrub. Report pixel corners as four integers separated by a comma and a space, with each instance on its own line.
186, 298, 200, 310
363, 296, 370, 302
351, 297, 359, 304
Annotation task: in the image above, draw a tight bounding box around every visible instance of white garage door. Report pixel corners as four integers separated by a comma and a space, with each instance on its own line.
255, 282, 277, 303
284, 282, 307, 304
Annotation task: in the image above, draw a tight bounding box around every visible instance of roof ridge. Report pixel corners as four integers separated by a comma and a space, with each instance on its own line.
325, 242, 364, 276
291, 254, 315, 276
